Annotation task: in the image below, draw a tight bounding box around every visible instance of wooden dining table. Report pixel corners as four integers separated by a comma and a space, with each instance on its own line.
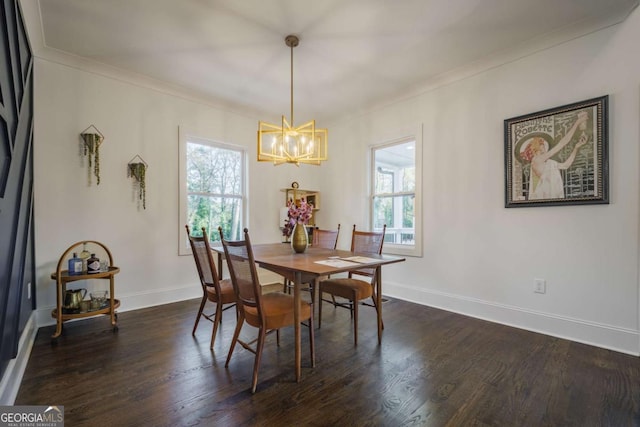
213, 243, 405, 382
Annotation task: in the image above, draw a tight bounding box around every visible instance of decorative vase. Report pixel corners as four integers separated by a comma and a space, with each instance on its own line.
291, 223, 308, 253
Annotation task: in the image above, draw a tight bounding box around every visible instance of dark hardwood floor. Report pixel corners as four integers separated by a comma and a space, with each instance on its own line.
16, 295, 640, 426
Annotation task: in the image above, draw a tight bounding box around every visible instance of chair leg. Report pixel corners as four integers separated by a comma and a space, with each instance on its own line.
210, 301, 223, 349
283, 279, 295, 294
251, 327, 267, 394
308, 311, 315, 367
276, 328, 281, 346
310, 279, 318, 319
225, 314, 245, 367
192, 294, 207, 335
353, 291, 359, 346
318, 290, 323, 329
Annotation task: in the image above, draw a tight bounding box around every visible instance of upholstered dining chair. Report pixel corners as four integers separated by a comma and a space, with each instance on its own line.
219, 227, 315, 393
185, 225, 236, 349
318, 224, 386, 345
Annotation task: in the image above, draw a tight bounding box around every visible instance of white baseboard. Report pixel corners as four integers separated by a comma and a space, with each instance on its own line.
0, 313, 38, 405
384, 281, 640, 356
36, 284, 202, 327
2, 285, 203, 405
14, 279, 636, 405
34, 271, 285, 327
34, 276, 285, 327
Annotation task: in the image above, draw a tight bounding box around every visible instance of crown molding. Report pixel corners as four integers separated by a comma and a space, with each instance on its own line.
336, 2, 639, 125
18, 0, 265, 121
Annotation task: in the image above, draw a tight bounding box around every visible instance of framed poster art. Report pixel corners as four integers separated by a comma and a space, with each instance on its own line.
504, 95, 609, 207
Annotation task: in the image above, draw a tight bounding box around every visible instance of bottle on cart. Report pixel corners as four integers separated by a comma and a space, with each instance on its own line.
79, 243, 91, 273
87, 253, 101, 274
68, 252, 83, 275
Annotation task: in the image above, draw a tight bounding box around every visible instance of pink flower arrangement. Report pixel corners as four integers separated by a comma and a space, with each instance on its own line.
283, 198, 313, 237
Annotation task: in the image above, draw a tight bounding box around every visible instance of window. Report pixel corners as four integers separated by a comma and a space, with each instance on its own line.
371, 132, 422, 257
179, 129, 246, 254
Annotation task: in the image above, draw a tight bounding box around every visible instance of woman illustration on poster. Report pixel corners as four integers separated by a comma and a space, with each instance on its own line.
520, 111, 589, 200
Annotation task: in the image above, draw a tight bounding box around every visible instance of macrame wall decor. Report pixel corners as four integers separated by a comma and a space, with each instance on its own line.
127, 155, 148, 209
80, 125, 105, 186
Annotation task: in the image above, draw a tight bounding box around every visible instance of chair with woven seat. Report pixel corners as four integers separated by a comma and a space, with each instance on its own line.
186, 225, 236, 349
318, 224, 386, 345
219, 227, 315, 393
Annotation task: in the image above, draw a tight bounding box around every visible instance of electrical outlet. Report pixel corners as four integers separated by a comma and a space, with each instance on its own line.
27, 282, 31, 299
534, 278, 546, 294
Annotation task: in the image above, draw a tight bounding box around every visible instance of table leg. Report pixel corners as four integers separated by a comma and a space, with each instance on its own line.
294, 271, 301, 382
376, 266, 382, 345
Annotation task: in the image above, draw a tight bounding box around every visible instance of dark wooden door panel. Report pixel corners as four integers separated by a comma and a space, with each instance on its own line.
0, 0, 34, 380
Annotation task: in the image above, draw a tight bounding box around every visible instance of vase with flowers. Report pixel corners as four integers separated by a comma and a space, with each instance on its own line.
283, 198, 313, 253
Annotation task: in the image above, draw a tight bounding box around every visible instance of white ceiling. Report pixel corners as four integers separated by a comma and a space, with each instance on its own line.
24, 0, 639, 124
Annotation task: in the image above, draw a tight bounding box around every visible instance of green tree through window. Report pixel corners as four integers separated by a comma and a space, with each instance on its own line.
186, 141, 244, 242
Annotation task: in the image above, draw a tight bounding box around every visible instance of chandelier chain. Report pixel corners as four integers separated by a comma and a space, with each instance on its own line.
290, 39, 294, 125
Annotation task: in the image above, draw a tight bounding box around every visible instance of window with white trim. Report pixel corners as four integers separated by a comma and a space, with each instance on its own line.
370, 133, 422, 257
179, 130, 246, 254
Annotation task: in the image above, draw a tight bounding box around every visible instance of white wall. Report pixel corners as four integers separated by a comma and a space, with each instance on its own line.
33, 59, 323, 323
32, 8, 640, 354
324, 8, 640, 354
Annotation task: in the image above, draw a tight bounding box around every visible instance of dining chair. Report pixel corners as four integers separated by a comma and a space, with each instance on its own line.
185, 225, 236, 349
308, 225, 341, 307
219, 227, 315, 393
318, 224, 386, 345
283, 224, 341, 307
312, 225, 341, 249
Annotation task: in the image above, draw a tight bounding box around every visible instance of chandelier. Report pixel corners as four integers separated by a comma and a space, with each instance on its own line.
257, 35, 328, 166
